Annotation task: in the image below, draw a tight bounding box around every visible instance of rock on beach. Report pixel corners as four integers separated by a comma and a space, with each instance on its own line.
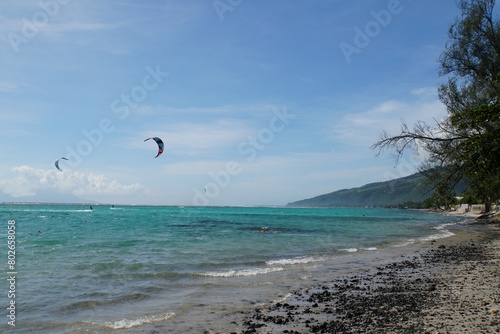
239, 223, 500, 334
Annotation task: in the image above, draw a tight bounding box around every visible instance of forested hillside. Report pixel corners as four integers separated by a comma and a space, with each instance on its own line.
287, 173, 434, 207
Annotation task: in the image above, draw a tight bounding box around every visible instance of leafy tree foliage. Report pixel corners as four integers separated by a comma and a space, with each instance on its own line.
373, 0, 500, 212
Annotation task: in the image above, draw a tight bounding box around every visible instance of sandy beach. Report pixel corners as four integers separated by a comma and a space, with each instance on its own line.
231, 214, 500, 334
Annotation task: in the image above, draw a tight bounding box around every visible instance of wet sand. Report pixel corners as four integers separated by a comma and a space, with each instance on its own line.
236, 217, 500, 333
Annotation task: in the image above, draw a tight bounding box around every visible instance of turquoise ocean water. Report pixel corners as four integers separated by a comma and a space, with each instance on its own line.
0, 204, 465, 333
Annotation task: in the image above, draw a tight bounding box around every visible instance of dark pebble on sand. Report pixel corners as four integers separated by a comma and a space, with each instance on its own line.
239, 240, 494, 333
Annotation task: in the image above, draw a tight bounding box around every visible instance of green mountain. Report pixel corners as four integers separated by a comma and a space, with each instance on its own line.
287, 173, 435, 208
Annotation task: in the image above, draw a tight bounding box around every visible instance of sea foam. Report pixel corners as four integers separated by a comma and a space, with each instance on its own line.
199, 267, 284, 277
98, 313, 176, 329
265, 255, 327, 266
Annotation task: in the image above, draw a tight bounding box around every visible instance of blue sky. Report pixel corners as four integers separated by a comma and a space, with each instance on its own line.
0, 0, 461, 206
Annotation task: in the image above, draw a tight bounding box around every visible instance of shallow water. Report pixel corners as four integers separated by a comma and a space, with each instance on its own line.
0, 204, 465, 333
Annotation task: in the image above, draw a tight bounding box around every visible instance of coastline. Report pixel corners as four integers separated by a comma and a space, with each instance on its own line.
107, 211, 500, 334
8, 205, 493, 334
159, 211, 490, 334
233, 218, 500, 333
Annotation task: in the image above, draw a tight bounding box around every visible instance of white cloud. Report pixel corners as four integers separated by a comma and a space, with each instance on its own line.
168, 120, 253, 150
130, 104, 292, 156
185, 152, 413, 206
0, 165, 148, 199
134, 105, 237, 116
330, 94, 447, 147
134, 103, 288, 117
0, 1, 209, 46
162, 160, 237, 176
411, 86, 438, 98
136, 119, 255, 156
38, 20, 124, 42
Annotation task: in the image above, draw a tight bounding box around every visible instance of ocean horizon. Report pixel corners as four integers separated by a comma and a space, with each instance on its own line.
1, 203, 467, 333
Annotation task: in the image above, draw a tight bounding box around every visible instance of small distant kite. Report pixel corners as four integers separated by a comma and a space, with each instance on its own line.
144, 137, 164, 158
54, 157, 69, 171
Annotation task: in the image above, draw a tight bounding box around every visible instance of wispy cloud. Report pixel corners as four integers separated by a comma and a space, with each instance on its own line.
135, 119, 258, 156
162, 159, 239, 176
0, 108, 37, 122
0, 81, 17, 92
132, 105, 238, 117
133, 103, 286, 117
0, 10, 123, 53
158, 105, 291, 156
40, 21, 124, 39
129, 104, 290, 156
0, 108, 39, 137
330, 90, 447, 147
411, 86, 438, 98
